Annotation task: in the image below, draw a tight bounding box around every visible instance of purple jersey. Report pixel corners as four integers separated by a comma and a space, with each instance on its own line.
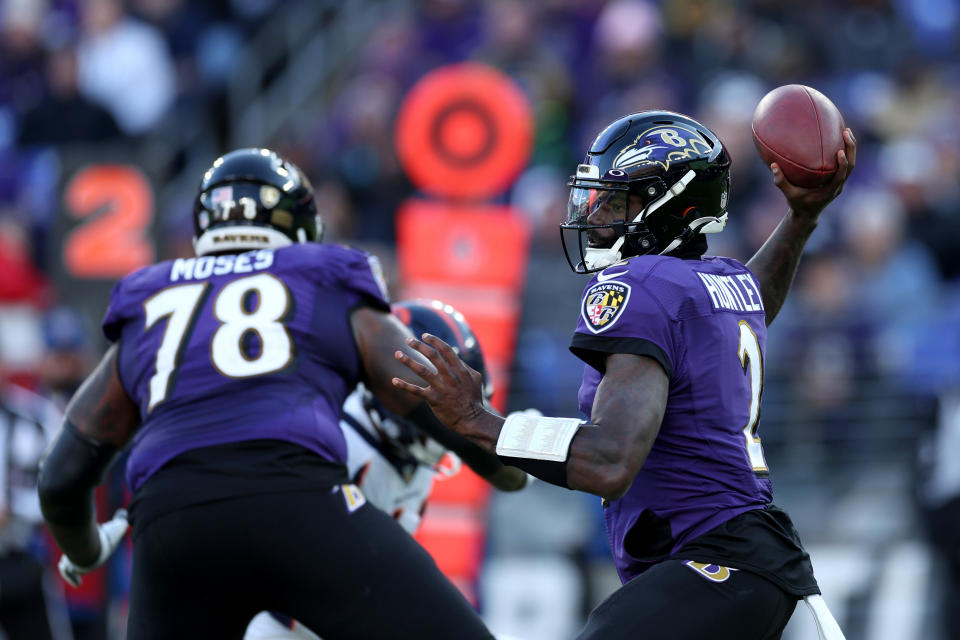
570, 255, 771, 584
102, 243, 390, 493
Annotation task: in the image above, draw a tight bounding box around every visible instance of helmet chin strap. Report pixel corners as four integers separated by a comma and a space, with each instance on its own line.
583, 170, 698, 270
659, 213, 728, 256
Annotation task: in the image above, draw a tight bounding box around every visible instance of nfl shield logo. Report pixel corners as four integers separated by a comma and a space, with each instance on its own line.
582, 281, 631, 333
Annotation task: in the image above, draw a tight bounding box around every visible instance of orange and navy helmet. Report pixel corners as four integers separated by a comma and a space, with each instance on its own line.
392, 299, 493, 401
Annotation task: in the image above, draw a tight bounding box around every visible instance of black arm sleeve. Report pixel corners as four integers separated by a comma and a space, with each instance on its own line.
404, 402, 504, 477
496, 456, 569, 489
37, 421, 119, 526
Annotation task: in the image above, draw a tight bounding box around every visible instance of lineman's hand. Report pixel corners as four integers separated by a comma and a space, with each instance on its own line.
392, 333, 486, 436
770, 128, 856, 223
58, 509, 128, 588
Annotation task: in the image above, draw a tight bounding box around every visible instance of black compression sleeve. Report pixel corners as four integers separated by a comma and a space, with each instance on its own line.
37, 421, 119, 526
404, 402, 503, 477
496, 456, 569, 489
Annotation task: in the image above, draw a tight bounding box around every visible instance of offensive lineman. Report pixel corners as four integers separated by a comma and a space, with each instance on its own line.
245, 298, 504, 640
36, 148, 523, 639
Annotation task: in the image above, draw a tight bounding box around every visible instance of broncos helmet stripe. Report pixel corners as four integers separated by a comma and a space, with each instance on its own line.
392, 299, 493, 401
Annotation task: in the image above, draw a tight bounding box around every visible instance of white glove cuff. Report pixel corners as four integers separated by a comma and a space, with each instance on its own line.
495, 414, 588, 462
85, 510, 130, 571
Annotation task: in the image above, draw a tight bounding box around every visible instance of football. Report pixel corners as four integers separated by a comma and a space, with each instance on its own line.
751, 84, 846, 188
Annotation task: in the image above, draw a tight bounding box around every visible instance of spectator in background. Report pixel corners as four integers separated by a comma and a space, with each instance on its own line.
0, 218, 51, 390
129, 0, 214, 84
841, 188, 939, 374
877, 137, 960, 281
36, 306, 94, 415
17, 45, 120, 147
319, 72, 408, 245
910, 285, 960, 638
0, 218, 49, 308
768, 252, 878, 467
0, 0, 48, 120
76, 0, 176, 136
916, 387, 960, 640
578, 0, 680, 143
0, 364, 69, 639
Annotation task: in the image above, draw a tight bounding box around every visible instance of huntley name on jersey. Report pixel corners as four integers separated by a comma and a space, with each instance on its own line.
695, 271, 765, 313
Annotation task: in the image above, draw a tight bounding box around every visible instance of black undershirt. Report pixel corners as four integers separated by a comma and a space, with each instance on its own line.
129, 440, 348, 534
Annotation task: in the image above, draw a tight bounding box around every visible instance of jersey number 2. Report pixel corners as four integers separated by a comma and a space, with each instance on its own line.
143, 274, 293, 411
737, 321, 768, 475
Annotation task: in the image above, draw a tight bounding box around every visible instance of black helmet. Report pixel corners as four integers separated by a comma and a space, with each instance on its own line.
392, 299, 493, 401
561, 111, 731, 273
193, 148, 322, 256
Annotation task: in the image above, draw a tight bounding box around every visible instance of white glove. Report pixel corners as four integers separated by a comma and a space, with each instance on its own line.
58, 509, 129, 588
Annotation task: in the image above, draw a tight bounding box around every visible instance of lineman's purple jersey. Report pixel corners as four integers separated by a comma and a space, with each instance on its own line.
102, 243, 390, 493
571, 255, 771, 584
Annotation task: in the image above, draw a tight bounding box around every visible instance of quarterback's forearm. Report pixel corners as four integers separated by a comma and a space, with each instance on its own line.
456, 406, 654, 499
455, 354, 667, 500
746, 211, 818, 326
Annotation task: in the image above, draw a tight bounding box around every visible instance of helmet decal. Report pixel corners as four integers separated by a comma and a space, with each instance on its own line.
612, 124, 713, 173
211, 185, 233, 206
260, 185, 280, 208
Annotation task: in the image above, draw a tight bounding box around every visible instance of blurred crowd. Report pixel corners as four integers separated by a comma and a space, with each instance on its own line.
1, 0, 959, 638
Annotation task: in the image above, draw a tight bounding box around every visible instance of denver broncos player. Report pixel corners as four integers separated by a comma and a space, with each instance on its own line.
245, 298, 508, 640
393, 111, 856, 639
340, 299, 499, 532
36, 148, 517, 639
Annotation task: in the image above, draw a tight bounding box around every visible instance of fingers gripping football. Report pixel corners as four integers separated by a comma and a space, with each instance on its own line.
771, 128, 857, 220
392, 333, 485, 432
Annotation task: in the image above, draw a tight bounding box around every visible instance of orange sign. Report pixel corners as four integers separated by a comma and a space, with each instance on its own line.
395, 63, 533, 200
63, 165, 155, 278
397, 200, 530, 411
396, 62, 535, 604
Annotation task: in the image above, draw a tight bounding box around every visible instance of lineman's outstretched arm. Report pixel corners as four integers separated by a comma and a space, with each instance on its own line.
393, 333, 668, 501
350, 306, 527, 491
38, 345, 139, 571
746, 128, 856, 326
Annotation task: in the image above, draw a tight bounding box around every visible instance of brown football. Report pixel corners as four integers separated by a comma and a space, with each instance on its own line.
751, 84, 846, 188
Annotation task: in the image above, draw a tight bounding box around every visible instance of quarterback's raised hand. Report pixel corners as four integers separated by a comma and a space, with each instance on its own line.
58, 509, 129, 588
769, 128, 857, 222
749, 128, 857, 326
392, 333, 489, 440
